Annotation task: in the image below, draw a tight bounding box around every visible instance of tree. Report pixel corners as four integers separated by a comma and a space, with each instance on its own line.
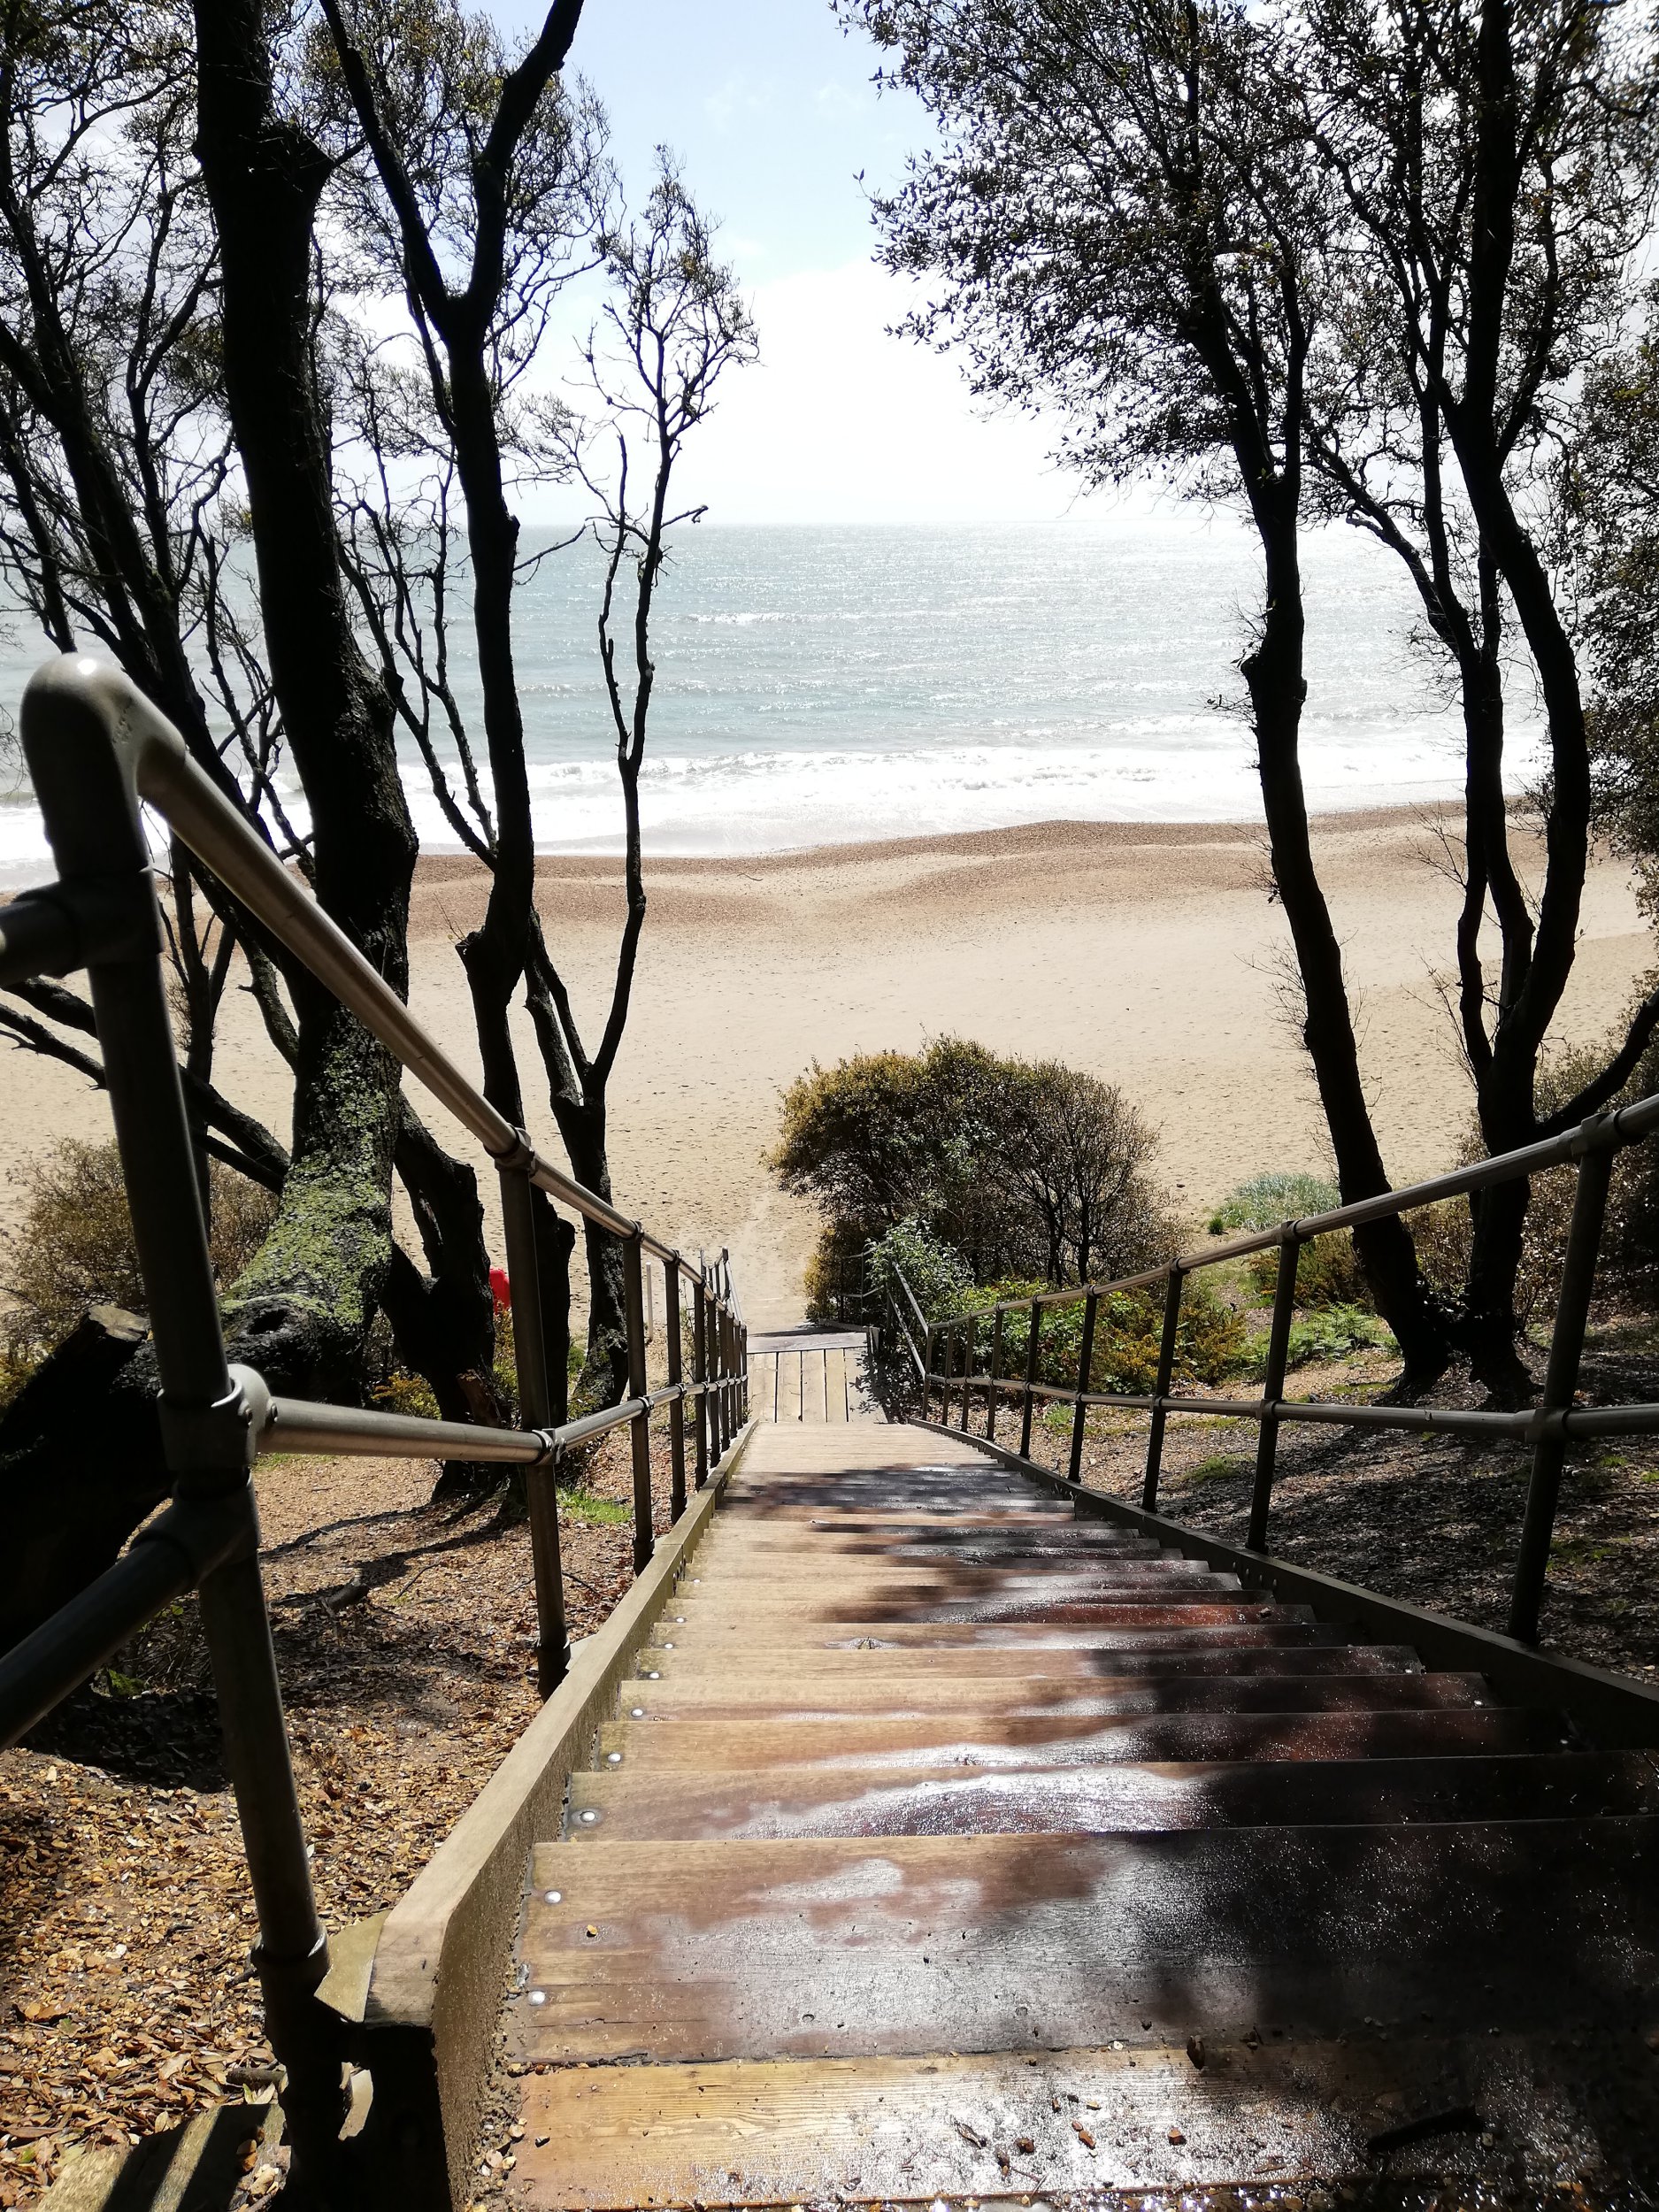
321, 0, 754, 1399
1295, 0, 1659, 1392
0, 0, 502, 1442
841, 0, 1451, 1385
772, 1038, 1176, 1294
1571, 307, 1659, 909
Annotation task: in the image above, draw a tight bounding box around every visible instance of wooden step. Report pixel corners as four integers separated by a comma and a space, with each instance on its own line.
508, 2030, 1659, 2207
699, 1526, 1171, 1554
566, 1749, 1659, 1839
612, 1671, 1491, 1720
650, 1610, 1310, 1646
681, 1561, 1242, 1592
641, 1617, 1334, 1662
514, 1821, 1659, 2065
641, 1641, 1423, 1680
598, 1706, 1574, 1770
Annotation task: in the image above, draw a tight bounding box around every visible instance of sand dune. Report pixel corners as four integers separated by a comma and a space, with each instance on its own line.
0, 810, 1646, 1330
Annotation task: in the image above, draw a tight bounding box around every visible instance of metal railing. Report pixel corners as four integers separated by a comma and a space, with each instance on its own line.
0, 655, 749, 2195
874, 1091, 1659, 1654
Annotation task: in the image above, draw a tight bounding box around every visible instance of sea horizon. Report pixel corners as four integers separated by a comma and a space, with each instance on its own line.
0, 518, 1540, 879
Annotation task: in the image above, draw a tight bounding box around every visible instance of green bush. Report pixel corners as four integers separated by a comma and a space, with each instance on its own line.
774, 1036, 1179, 1291
867, 1217, 973, 1324
946, 1274, 1246, 1393
3, 1138, 277, 1358
1244, 1229, 1369, 1310
1241, 1302, 1393, 1379
1208, 1171, 1339, 1235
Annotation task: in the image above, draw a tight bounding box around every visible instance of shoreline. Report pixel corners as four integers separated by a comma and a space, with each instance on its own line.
0, 810, 1644, 1329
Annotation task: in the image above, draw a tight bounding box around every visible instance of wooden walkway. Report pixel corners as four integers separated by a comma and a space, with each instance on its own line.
745, 1330, 872, 1425
506, 1423, 1659, 2202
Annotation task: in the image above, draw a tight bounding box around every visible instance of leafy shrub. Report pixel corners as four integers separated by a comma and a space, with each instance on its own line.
1244, 1230, 1369, 1310
943, 1273, 1246, 1393
1240, 1302, 1393, 1379
803, 1220, 870, 1324
1209, 1171, 1339, 1235
3, 1138, 276, 1356
868, 1217, 973, 1324
774, 1036, 1179, 1292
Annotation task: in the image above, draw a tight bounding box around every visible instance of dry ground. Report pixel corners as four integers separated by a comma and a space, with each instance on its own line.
0, 1421, 680, 2208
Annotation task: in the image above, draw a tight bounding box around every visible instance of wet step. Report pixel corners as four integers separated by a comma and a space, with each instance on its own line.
642, 1617, 1337, 1658
612, 1671, 1492, 1720
566, 1750, 1659, 1840
508, 2029, 1659, 2208
515, 1820, 1659, 2065
639, 1641, 1425, 1679
650, 1610, 1310, 1646
682, 1560, 1240, 1591
596, 1705, 1573, 1770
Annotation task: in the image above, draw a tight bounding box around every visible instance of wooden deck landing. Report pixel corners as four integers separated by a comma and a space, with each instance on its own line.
504, 1423, 1659, 2205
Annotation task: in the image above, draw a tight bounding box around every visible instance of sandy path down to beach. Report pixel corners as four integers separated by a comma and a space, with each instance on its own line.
0, 810, 1647, 1332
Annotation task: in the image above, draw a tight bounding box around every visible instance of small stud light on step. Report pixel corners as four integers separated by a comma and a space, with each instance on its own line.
607, 1751, 623, 1763
580, 1810, 598, 1824
631, 1707, 646, 1718
528, 1990, 547, 2006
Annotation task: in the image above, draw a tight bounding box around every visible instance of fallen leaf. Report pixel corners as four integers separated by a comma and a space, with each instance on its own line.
1071, 2123, 1095, 2151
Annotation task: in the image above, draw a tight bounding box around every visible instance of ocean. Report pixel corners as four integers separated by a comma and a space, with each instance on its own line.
0, 520, 1539, 874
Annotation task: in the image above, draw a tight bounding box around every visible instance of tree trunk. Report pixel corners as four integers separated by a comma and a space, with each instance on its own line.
193, 0, 415, 1398
554, 1091, 631, 1404
1243, 506, 1452, 1389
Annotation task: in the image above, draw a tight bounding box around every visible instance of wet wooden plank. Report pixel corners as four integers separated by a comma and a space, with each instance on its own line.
610, 1671, 1489, 1720
641, 1642, 1422, 1680
597, 1706, 1572, 1771
514, 1821, 1659, 2064
682, 1563, 1240, 1594
649, 1601, 1310, 1637
566, 1751, 1659, 1842
510, 2031, 1659, 2207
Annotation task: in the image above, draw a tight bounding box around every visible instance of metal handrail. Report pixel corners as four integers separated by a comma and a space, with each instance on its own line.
880, 1085, 1659, 1658
0, 653, 753, 2193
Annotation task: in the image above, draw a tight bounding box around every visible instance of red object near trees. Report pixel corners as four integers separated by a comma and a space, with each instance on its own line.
489, 1265, 511, 1317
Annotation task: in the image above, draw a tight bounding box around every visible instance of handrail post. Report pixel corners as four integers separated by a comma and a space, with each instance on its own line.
711, 1277, 728, 1462
1248, 1229, 1301, 1551
692, 1271, 710, 1486
1509, 1142, 1616, 1641
924, 1325, 937, 1419
20, 680, 344, 2189
959, 1312, 977, 1432
623, 1232, 653, 1572
500, 1156, 569, 1693
1143, 1266, 1185, 1510
665, 1257, 687, 1520
1019, 1302, 1042, 1459
1068, 1292, 1099, 1484
987, 1308, 1004, 1442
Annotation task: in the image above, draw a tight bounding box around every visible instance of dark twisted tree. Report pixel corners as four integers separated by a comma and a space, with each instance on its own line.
319, 0, 754, 1402
1294, 0, 1659, 1394
841, 0, 1453, 1385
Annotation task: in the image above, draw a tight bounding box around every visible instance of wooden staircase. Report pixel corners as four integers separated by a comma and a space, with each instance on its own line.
504, 1422, 1659, 2204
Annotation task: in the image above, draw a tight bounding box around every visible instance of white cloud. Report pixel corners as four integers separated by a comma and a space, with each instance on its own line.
668, 257, 1134, 526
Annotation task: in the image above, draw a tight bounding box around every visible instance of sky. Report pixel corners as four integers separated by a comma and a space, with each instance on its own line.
494, 0, 1144, 527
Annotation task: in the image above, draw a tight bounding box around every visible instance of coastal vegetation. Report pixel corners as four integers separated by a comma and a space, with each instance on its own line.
843, 0, 1659, 1402
772, 1038, 1179, 1310
0, 0, 747, 1574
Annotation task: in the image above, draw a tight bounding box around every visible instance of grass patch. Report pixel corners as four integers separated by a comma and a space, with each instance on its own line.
560, 1489, 631, 1526
1183, 1452, 1252, 1486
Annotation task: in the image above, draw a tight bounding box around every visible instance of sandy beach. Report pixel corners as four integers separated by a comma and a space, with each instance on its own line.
0, 809, 1647, 1329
